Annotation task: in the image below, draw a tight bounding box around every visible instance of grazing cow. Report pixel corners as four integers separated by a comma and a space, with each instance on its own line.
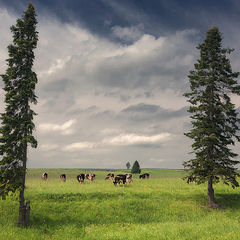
76, 174, 85, 184
88, 173, 96, 182
105, 173, 114, 180
41, 172, 48, 180
113, 174, 127, 186
187, 175, 196, 184
84, 173, 96, 181
60, 174, 66, 182
139, 173, 150, 179
125, 174, 133, 183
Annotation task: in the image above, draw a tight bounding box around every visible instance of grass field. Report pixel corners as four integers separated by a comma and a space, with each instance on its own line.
0, 168, 240, 240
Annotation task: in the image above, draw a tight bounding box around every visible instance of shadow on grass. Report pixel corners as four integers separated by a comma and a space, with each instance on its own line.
216, 193, 240, 209
175, 192, 240, 210
37, 190, 138, 202
27, 191, 176, 230
25, 190, 240, 232
28, 201, 157, 230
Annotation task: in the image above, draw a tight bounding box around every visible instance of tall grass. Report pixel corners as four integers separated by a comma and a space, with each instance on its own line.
0, 169, 240, 239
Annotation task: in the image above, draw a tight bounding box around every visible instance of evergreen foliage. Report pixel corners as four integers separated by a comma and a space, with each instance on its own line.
184, 26, 240, 207
0, 3, 38, 224
131, 160, 141, 174
126, 161, 131, 170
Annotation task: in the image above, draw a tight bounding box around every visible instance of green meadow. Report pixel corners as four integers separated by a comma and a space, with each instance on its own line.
0, 168, 240, 240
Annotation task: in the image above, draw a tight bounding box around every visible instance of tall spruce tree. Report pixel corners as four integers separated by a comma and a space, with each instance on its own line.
184, 26, 240, 208
131, 160, 141, 174
0, 3, 38, 225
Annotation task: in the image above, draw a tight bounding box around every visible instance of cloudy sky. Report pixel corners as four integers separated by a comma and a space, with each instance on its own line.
0, 0, 240, 169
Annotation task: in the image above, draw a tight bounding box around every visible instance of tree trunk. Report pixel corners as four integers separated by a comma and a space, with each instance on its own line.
18, 188, 25, 226
208, 177, 219, 208
18, 143, 30, 226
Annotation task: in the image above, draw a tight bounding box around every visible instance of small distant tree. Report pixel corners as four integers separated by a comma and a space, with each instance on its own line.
131, 160, 141, 174
126, 161, 131, 170
0, 3, 38, 226
184, 26, 240, 208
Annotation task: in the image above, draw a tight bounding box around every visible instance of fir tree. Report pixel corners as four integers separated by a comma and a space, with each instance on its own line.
184, 26, 240, 208
126, 161, 131, 170
131, 160, 141, 174
0, 3, 38, 225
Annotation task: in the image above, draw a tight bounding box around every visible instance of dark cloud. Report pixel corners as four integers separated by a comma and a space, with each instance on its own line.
1, 0, 240, 42
123, 103, 159, 113
41, 78, 71, 94
121, 103, 188, 121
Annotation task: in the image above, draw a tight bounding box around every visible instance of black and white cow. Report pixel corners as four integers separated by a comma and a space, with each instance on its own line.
139, 173, 150, 179
76, 174, 85, 184
84, 173, 96, 181
41, 172, 48, 180
187, 175, 196, 184
105, 173, 114, 180
125, 174, 133, 183
88, 174, 96, 181
60, 174, 66, 182
113, 174, 127, 186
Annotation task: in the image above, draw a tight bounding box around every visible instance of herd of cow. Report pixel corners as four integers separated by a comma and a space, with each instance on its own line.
41, 172, 150, 186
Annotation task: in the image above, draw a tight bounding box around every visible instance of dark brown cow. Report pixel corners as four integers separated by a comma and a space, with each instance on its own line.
76, 174, 85, 184
41, 172, 48, 180
105, 173, 114, 180
60, 174, 66, 182
139, 173, 150, 179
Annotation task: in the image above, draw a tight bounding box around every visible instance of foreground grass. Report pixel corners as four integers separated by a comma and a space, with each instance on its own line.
0, 169, 240, 240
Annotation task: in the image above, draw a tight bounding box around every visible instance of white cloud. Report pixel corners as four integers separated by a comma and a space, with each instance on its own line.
125, 34, 165, 56
62, 132, 172, 152
38, 119, 77, 135
103, 133, 172, 146
112, 25, 143, 41
40, 56, 72, 77
63, 142, 96, 151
